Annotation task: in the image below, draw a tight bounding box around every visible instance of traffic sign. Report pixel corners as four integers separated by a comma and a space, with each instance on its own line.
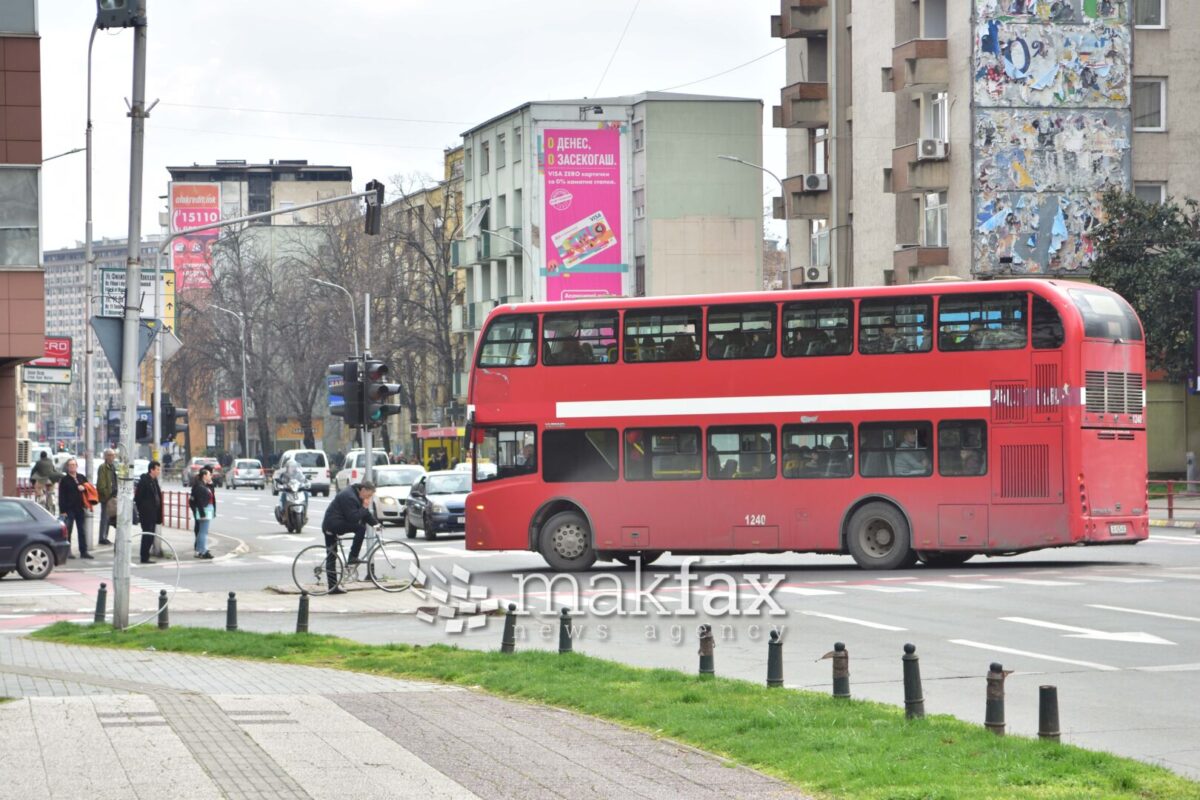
99, 268, 177, 327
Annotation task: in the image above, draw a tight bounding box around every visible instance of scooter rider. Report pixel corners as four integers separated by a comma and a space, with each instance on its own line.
275, 458, 308, 518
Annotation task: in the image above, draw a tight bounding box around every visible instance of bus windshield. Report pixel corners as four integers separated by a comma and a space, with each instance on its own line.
1069, 289, 1142, 341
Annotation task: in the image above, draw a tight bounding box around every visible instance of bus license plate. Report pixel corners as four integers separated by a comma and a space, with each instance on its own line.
1109, 523, 1128, 535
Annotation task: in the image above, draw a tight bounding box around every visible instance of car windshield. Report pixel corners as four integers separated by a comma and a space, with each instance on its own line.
354, 452, 390, 467
236, 461, 260, 469
427, 474, 471, 494
291, 452, 326, 468
374, 468, 424, 487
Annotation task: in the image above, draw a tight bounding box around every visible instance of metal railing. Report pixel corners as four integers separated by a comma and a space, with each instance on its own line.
1147, 480, 1200, 524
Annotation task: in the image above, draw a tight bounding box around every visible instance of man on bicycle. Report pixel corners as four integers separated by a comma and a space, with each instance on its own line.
29, 451, 62, 513
320, 480, 380, 594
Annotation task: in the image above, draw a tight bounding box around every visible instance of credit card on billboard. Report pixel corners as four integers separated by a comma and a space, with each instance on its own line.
551, 210, 617, 269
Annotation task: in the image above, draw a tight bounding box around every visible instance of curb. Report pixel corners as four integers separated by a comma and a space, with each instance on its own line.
1149, 519, 1199, 529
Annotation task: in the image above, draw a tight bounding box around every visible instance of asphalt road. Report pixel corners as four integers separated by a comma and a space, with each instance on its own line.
7, 485, 1200, 779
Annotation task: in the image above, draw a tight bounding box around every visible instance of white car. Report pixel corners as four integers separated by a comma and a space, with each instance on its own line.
455, 461, 497, 479
370, 465, 427, 525
273, 449, 331, 496
333, 449, 391, 491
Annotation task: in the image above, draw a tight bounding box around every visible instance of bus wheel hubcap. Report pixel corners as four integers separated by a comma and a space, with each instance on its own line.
863, 521, 894, 555
553, 524, 586, 560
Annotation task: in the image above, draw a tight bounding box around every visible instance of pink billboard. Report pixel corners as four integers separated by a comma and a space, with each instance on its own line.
542, 127, 624, 301
170, 182, 221, 292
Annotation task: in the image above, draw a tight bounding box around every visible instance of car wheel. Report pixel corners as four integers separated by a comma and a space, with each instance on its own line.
405, 517, 418, 539
538, 510, 597, 572
846, 502, 917, 570
423, 513, 437, 540
16, 543, 54, 580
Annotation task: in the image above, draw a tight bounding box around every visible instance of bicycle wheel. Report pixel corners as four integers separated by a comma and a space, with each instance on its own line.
292, 545, 345, 596
367, 540, 420, 593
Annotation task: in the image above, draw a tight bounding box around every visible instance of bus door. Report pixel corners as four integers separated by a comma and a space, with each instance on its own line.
706, 427, 781, 552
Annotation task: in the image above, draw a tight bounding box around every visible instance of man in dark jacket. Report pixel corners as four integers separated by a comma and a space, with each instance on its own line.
57, 458, 94, 560
320, 481, 380, 594
96, 449, 118, 545
134, 461, 163, 564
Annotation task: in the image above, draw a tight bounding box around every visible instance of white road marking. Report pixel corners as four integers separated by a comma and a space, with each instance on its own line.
1088, 604, 1200, 623
949, 639, 1120, 671
985, 578, 1082, 587
916, 581, 1001, 590
775, 586, 843, 597
1071, 576, 1161, 584
1135, 663, 1200, 673
259, 555, 298, 565
844, 584, 921, 593
800, 611, 907, 631
1001, 616, 1175, 645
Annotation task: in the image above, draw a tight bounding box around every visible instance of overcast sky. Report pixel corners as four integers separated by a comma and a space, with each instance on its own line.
38, 0, 786, 251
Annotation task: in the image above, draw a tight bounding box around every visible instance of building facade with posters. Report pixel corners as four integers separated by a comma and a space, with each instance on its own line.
770, 0, 1200, 472
0, 1, 42, 496
453, 92, 764, 396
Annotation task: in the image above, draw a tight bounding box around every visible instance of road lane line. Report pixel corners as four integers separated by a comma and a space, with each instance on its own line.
844, 585, 921, 593
775, 587, 843, 597
948, 639, 1119, 671
1071, 576, 1161, 584
916, 581, 1001, 590
1135, 663, 1200, 673
800, 611, 906, 631
1088, 604, 1200, 623
985, 578, 1082, 587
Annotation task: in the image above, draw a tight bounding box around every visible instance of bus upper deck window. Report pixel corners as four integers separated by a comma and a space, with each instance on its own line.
479, 315, 538, 367
1031, 295, 1064, 349
1068, 289, 1143, 341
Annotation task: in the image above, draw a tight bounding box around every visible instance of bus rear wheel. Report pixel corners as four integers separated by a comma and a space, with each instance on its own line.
846, 502, 917, 570
539, 511, 597, 572
614, 551, 663, 568
917, 551, 973, 567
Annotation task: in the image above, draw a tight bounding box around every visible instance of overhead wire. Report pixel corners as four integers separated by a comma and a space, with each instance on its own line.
654, 46, 786, 93
592, 0, 643, 97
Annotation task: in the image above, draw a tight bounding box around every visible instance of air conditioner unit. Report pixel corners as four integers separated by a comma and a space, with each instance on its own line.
804, 264, 830, 284
800, 173, 830, 192
917, 138, 948, 161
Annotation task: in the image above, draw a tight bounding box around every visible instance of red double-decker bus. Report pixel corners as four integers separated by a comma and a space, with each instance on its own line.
465, 280, 1147, 571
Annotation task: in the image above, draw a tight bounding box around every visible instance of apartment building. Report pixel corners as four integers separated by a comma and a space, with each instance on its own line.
0, 1, 42, 496
452, 91, 765, 398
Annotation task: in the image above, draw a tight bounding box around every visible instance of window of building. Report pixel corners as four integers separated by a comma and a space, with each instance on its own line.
924, 92, 948, 142
782, 300, 853, 357
707, 305, 776, 360
624, 307, 701, 362
0, 0, 35, 33
1134, 182, 1166, 204
1134, 0, 1165, 27
922, 0, 947, 38
478, 314, 537, 367
633, 120, 645, 151
496, 194, 507, 228
859, 296, 932, 354
1133, 78, 1166, 131
633, 188, 645, 219
922, 191, 948, 247
859, 422, 932, 477
464, 147, 473, 180
938, 421, 987, 477
1031, 295, 1064, 349
811, 221, 830, 267
513, 128, 523, 162
625, 428, 702, 481
782, 423, 853, 478
937, 292, 1027, 351
543, 311, 618, 365
496, 133, 507, 169
512, 189, 523, 228
475, 427, 536, 481
707, 427, 776, 480
0, 168, 40, 267
544, 429, 618, 482
812, 128, 829, 174
635, 256, 646, 297
481, 140, 491, 174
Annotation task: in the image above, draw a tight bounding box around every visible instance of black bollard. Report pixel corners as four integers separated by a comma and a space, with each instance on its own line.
157, 589, 169, 630
94, 582, 107, 624
985, 662, 1008, 736
500, 603, 517, 654
698, 624, 715, 678
766, 630, 784, 688
226, 591, 238, 632
1038, 685, 1061, 742
296, 591, 310, 634
902, 643, 925, 719
558, 607, 573, 654
831, 642, 851, 698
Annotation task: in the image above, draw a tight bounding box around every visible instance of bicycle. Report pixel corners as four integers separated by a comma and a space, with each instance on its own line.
34, 480, 58, 515
291, 524, 420, 596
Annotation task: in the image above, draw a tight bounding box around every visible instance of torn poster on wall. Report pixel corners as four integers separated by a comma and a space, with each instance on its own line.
973, 191, 1106, 273
974, 109, 1130, 194
977, 0, 1128, 25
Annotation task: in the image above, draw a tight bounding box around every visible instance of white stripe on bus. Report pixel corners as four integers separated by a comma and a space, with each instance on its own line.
556, 389, 991, 420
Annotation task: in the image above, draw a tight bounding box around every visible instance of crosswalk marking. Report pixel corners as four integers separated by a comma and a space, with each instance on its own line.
0, 583, 75, 597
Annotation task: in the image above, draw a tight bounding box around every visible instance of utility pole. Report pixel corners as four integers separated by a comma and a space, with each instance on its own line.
114, 0, 149, 630
362, 292, 373, 485
83, 22, 98, 484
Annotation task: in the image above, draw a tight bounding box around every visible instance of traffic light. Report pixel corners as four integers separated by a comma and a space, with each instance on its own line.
362, 359, 402, 426
161, 395, 188, 443
329, 360, 363, 427
136, 406, 152, 444
364, 180, 384, 235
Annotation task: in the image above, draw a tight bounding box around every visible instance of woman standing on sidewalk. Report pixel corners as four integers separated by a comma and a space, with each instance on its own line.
190, 466, 216, 559
57, 458, 94, 560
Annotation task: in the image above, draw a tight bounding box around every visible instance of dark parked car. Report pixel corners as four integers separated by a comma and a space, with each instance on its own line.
0, 498, 70, 580
404, 470, 470, 540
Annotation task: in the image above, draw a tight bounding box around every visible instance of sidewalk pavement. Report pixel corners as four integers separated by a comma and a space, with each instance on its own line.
0, 637, 809, 800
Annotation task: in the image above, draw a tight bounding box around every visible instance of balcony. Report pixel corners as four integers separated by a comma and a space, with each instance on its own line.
772, 81, 829, 129
887, 142, 950, 194
771, 0, 830, 38
779, 174, 831, 219
883, 39, 948, 93
893, 245, 950, 278
455, 234, 491, 267
490, 226, 523, 258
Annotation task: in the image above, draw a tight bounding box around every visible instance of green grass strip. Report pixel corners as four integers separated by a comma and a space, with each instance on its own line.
32, 622, 1200, 800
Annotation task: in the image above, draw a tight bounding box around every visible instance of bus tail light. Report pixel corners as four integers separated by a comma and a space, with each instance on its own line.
475, 504, 485, 511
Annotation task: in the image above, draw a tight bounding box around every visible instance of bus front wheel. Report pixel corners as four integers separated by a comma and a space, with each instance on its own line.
846, 502, 917, 570
539, 511, 597, 572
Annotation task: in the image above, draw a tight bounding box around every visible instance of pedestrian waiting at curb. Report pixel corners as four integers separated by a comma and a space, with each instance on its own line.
134, 460, 163, 564
57, 458, 95, 560
190, 466, 217, 559
95, 449, 118, 545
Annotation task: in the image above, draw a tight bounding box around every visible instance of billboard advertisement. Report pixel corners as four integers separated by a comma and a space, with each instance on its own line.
541, 127, 625, 301
170, 182, 222, 292
24, 336, 72, 384
218, 397, 243, 421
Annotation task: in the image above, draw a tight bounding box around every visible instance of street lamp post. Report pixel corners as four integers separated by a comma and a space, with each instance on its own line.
718, 154, 791, 291
306, 278, 359, 358
210, 305, 250, 459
